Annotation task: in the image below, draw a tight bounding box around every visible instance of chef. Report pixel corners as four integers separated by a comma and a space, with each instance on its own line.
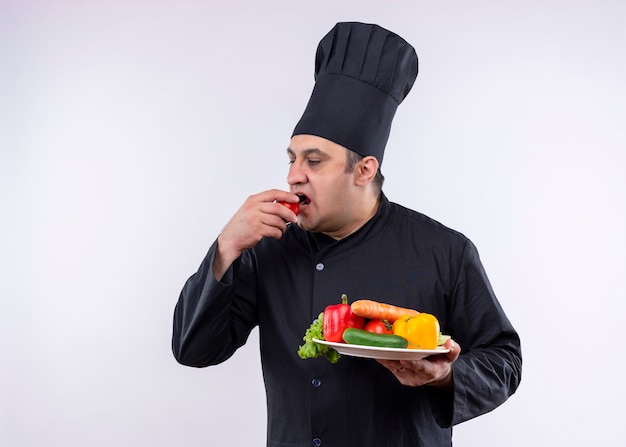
173, 21, 522, 447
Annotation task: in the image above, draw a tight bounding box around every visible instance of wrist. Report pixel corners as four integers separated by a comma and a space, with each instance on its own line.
428, 369, 454, 392
213, 236, 240, 281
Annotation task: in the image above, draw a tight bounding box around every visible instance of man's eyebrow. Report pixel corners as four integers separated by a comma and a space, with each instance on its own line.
286, 147, 325, 157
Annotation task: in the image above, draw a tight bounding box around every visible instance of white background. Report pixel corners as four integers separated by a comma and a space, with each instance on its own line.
2, 1, 625, 446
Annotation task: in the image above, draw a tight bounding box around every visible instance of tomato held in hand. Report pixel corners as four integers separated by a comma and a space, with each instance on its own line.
364, 319, 393, 334
278, 201, 299, 215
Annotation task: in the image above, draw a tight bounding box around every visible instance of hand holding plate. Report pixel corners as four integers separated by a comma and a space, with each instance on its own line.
376, 338, 460, 390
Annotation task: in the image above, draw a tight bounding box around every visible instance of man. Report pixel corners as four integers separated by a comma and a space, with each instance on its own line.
172, 22, 522, 446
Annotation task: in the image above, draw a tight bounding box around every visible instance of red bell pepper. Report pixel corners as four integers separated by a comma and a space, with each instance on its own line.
323, 294, 365, 342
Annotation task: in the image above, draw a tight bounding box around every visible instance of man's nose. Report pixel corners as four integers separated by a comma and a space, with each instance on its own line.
287, 162, 306, 185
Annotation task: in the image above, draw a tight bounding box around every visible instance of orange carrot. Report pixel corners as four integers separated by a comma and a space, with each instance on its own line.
350, 300, 419, 322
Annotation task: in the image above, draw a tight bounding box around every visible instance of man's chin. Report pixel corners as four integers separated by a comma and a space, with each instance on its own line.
295, 217, 315, 233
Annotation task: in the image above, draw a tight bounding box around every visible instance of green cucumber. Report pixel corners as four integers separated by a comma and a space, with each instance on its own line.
342, 328, 408, 349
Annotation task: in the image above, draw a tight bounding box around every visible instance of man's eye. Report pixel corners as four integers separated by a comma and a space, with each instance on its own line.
308, 159, 321, 166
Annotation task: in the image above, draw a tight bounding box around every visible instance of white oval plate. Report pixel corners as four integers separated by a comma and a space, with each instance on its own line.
312, 338, 449, 361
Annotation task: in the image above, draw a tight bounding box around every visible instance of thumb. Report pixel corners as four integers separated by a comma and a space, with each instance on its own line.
445, 338, 461, 362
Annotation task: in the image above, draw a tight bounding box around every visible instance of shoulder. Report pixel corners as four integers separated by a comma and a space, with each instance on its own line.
386, 201, 469, 245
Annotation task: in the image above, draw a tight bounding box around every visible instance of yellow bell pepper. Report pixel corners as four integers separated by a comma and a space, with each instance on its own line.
392, 313, 440, 349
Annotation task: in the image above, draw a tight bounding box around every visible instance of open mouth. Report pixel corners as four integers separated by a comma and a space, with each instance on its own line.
297, 194, 311, 207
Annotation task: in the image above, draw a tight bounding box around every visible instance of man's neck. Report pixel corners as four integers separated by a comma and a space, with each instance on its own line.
323, 193, 381, 240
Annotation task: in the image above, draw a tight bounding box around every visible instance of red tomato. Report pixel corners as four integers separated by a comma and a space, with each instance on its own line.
364, 320, 392, 334
278, 201, 299, 215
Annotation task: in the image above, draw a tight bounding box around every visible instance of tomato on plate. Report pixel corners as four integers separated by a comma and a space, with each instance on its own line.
364, 319, 393, 334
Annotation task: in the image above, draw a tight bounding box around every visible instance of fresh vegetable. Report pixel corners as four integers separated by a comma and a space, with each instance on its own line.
342, 328, 408, 349
278, 194, 308, 215
278, 200, 299, 215
297, 312, 341, 363
364, 319, 393, 334
392, 313, 440, 349
323, 294, 365, 342
351, 300, 420, 322
438, 333, 451, 345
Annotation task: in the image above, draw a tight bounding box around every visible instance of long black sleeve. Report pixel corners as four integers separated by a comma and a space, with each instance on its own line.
172, 241, 258, 367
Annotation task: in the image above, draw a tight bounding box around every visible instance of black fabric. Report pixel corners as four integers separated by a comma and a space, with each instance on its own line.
172, 194, 522, 447
292, 22, 418, 165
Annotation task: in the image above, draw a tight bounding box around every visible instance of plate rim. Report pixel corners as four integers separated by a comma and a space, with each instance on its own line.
312, 338, 450, 355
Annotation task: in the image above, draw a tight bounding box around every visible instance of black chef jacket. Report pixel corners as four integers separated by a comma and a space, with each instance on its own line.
173, 194, 522, 447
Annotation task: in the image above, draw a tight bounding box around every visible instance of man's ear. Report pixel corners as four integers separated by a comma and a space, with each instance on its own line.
354, 155, 380, 186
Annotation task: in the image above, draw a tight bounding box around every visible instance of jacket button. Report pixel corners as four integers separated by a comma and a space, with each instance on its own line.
315, 263, 324, 271
312, 438, 322, 447
311, 378, 321, 388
